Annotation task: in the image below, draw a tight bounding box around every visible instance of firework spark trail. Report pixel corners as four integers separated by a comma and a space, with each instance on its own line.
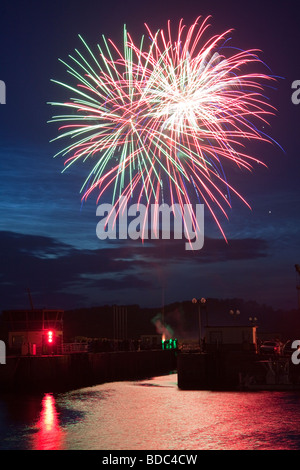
48, 17, 279, 240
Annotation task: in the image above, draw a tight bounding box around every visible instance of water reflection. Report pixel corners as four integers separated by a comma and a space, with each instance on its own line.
32, 393, 65, 450
2, 374, 300, 449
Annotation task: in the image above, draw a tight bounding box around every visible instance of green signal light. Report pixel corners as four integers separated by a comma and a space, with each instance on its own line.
162, 338, 178, 350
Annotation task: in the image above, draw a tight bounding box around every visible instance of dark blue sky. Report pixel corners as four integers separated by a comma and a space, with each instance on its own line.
0, 0, 300, 313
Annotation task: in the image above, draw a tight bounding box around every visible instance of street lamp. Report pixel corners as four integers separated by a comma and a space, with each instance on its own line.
229, 309, 240, 320
249, 316, 258, 325
192, 297, 206, 350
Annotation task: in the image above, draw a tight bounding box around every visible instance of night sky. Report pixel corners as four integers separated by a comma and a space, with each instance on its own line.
0, 0, 299, 313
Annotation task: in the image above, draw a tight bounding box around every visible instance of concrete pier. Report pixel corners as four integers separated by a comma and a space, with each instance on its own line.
0, 349, 177, 393
177, 351, 245, 390
176, 350, 295, 390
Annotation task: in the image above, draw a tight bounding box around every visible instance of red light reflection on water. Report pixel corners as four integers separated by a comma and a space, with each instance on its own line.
32, 394, 65, 450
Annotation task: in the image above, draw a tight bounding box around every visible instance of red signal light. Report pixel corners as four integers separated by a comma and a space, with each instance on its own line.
47, 330, 54, 344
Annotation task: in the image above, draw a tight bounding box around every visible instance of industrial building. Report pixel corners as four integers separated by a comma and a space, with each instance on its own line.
2, 309, 64, 355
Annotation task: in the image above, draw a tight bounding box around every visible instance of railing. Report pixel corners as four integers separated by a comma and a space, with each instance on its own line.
61, 343, 89, 354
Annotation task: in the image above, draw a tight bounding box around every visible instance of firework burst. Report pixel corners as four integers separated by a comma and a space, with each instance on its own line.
48, 17, 278, 239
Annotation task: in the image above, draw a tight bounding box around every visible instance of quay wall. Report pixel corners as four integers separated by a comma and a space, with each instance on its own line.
177, 351, 267, 390
177, 350, 300, 390
0, 349, 177, 393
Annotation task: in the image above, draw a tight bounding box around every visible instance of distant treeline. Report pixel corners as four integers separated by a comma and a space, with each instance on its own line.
61, 299, 300, 342
0, 299, 298, 343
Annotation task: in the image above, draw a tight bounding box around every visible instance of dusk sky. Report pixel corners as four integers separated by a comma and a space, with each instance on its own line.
0, 0, 299, 313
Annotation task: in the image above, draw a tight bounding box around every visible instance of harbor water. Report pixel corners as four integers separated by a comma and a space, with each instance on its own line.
1, 373, 300, 450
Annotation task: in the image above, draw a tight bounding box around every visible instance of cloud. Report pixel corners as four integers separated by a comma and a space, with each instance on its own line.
0, 230, 269, 311
137, 236, 269, 263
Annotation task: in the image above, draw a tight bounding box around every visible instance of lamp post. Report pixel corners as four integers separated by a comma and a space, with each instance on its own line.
229, 309, 240, 320
192, 297, 206, 350
249, 316, 258, 325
